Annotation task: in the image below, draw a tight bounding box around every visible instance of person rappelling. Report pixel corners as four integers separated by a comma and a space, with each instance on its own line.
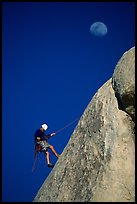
32, 117, 79, 172
34, 123, 60, 168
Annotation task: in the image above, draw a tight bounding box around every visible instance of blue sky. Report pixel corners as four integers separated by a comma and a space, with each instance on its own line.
2, 2, 135, 202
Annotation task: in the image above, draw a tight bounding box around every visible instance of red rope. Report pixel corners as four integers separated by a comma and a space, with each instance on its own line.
32, 152, 40, 172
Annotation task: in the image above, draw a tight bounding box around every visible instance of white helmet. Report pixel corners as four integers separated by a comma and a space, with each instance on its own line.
41, 123, 48, 131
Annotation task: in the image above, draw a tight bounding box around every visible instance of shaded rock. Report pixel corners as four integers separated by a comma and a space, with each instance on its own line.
112, 47, 135, 121
33, 47, 135, 202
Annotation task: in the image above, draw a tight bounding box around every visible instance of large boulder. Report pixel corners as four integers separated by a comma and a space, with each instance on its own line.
33, 47, 135, 202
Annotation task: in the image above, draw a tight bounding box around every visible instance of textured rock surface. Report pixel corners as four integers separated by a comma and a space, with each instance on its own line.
33, 47, 135, 202
112, 47, 135, 121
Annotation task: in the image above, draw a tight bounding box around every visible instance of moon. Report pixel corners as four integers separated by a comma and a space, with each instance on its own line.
89, 22, 108, 37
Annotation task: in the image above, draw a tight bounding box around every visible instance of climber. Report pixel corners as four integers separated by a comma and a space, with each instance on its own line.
34, 123, 60, 168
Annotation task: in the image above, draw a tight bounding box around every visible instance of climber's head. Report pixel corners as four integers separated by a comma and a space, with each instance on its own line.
41, 123, 48, 131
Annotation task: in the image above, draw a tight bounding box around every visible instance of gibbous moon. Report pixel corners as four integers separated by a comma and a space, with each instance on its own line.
90, 22, 108, 37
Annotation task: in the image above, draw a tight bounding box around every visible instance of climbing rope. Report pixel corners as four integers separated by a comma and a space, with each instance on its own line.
55, 117, 79, 134
32, 150, 41, 172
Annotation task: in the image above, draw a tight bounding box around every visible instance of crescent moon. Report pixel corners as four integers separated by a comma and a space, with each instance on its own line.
90, 22, 108, 37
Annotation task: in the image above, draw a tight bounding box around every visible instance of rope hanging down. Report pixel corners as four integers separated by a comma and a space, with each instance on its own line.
32, 152, 41, 172
55, 117, 79, 134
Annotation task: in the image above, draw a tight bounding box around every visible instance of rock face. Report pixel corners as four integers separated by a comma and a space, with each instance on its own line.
112, 47, 135, 121
33, 47, 135, 202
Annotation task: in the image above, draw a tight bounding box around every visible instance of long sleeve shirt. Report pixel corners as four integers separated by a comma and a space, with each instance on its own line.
34, 129, 51, 142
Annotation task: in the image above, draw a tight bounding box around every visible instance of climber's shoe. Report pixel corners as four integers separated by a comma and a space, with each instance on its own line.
48, 163, 54, 168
